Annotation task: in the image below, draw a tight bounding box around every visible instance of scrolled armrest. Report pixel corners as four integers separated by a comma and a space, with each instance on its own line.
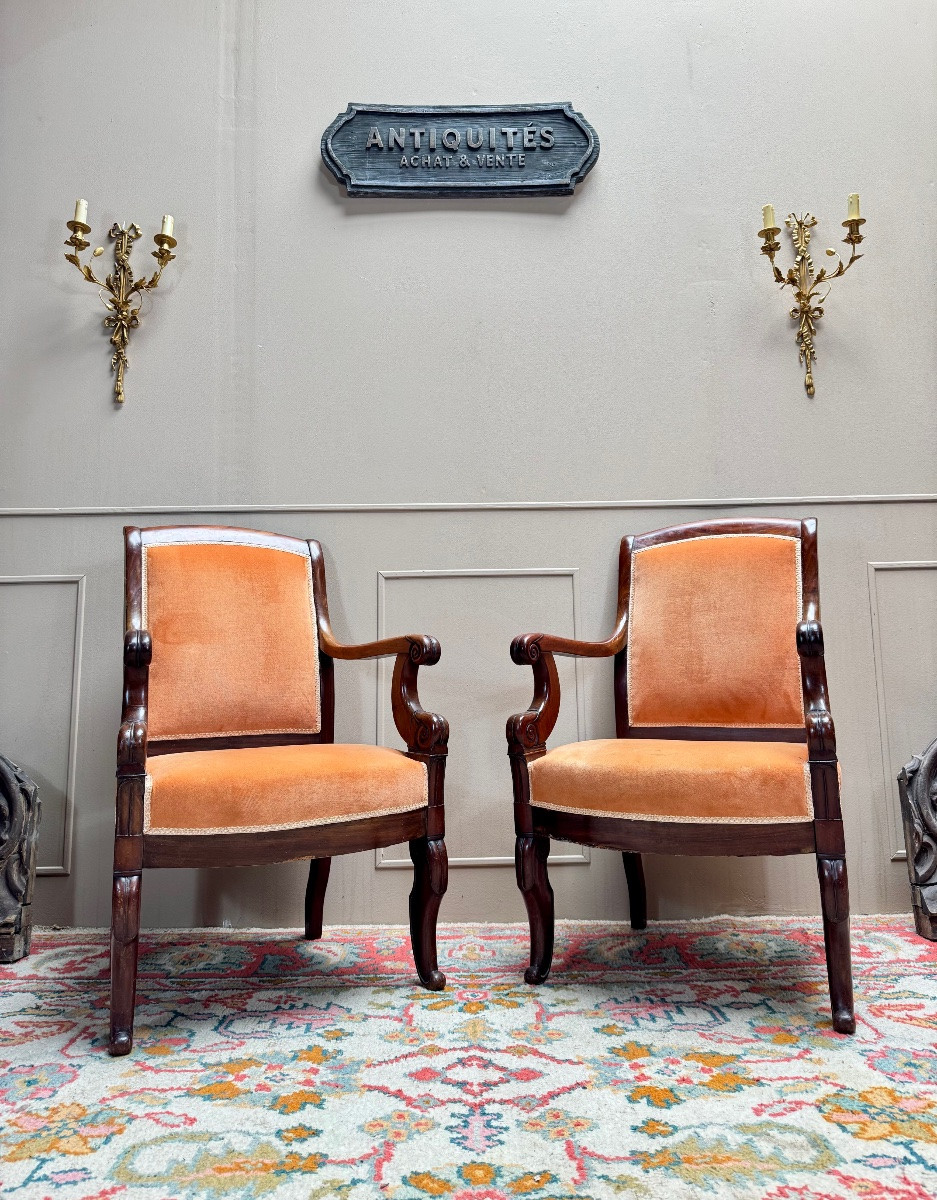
511, 626, 625, 663
390, 636, 448, 756
317, 602, 445, 753
396, 633, 441, 666
507, 621, 625, 756
308, 542, 444, 750
321, 627, 441, 664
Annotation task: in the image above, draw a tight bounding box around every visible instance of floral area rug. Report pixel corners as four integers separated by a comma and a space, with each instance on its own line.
2, 917, 936, 1199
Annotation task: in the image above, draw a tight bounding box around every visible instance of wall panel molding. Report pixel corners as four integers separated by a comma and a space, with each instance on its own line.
867, 560, 937, 863
0, 575, 85, 876
0, 494, 935, 518
374, 568, 589, 869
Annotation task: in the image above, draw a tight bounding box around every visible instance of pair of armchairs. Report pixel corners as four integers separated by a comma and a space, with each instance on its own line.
109, 519, 853, 1056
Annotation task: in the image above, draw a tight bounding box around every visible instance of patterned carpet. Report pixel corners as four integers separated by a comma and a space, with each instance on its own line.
2, 918, 937, 1199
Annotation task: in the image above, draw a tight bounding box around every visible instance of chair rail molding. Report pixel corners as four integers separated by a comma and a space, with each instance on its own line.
374, 567, 589, 869
1, 494, 935, 517
867, 560, 937, 863
0, 574, 86, 876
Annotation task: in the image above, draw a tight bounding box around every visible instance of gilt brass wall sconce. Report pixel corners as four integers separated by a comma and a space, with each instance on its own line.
758, 195, 865, 396
64, 200, 177, 404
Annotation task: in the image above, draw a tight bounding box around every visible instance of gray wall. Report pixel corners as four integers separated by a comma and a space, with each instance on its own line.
1, 0, 935, 929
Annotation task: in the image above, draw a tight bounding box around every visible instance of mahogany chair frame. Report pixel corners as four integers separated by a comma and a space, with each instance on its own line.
111, 525, 449, 1056
506, 517, 855, 1034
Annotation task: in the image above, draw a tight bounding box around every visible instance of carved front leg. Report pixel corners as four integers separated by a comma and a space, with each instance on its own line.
408, 837, 447, 991
817, 857, 855, 1035
899, 742, 937, 940
516, 834, 554, 984
110, 872, 142, 1055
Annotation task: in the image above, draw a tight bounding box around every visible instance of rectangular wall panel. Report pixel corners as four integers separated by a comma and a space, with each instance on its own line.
868, 562, 937, 860
376, 569, 589, 868
0, 577, 84, 874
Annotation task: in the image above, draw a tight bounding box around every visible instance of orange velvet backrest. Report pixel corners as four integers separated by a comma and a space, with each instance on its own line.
627, 530, 804, 728
140, 529, 321, 741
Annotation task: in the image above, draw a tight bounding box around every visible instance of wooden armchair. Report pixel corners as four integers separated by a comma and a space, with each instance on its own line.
111, 525, 448, 1055
507, 518, 854, 1034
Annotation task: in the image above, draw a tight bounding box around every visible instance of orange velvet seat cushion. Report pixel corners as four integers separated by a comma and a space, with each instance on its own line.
628, 534, 804, 728
144, 744, 428, 835
528, 738, 812, 823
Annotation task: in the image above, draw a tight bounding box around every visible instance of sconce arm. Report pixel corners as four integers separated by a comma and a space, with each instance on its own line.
64, 251, 107, 289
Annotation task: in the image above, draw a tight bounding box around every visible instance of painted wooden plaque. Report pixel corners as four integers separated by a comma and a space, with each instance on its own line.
321, 103, 599, 198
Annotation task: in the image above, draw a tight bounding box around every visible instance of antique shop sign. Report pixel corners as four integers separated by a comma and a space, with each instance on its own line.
321, 104, 599, 198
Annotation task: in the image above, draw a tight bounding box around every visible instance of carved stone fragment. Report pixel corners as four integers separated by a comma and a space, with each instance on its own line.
898, 738, 937, 940
0, 754, 41, 962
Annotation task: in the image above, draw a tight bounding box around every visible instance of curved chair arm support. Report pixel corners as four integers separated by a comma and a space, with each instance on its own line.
391, 641, 449, 757
320, 626, 446, 755
321, 628, 448, 756
506, 640, 562, 758
507, 614, 626, 758
307, 540, 446, 756
797, 619, 837, 761
321, 629, 447, 755
118, 629, 151, 776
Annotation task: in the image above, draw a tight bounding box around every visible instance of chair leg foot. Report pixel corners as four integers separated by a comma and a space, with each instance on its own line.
409, 837, 447, 991
516, 835, 554, 984
109, 872, 141, 1056
817, 856, 856, 1035
304, 857, 331, 940
622, 852, 647, 930
109, 1030, 133, 1057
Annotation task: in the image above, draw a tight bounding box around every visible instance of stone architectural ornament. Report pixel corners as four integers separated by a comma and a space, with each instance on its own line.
321, 103, 599, 198
0, 753, 41, 963
898, 739, 937, 940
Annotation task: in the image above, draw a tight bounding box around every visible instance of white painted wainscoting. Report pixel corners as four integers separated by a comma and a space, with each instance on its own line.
1, 497, 934, 929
